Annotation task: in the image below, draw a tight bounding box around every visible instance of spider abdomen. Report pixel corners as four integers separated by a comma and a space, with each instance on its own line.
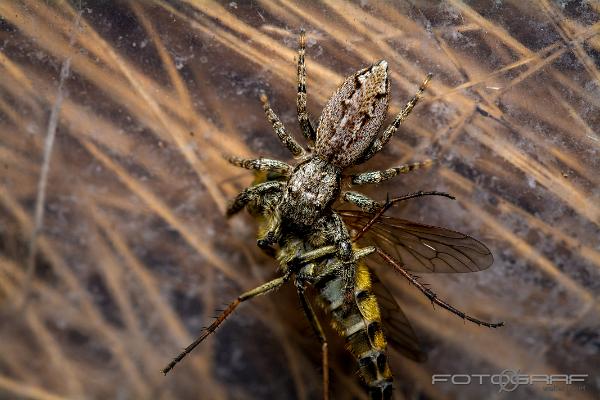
316, 60, 391, 168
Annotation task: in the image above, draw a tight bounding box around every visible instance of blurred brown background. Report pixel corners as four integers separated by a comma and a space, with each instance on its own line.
0, 1, 599, 399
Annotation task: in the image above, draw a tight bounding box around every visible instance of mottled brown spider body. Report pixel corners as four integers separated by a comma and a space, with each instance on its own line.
225, 50, 430, 263
279, 61, 390, 232
316, 60, 390, 168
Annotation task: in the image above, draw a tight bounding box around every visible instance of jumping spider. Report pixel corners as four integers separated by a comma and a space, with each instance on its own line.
225, 30, 432, 298
162, 31, 503, 400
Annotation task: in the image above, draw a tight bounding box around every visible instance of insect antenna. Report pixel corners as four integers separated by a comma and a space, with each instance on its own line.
376, 248, 504, 328
354, 190, 455, 242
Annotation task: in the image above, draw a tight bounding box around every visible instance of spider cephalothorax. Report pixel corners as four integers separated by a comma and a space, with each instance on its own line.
280, 157, 341, 229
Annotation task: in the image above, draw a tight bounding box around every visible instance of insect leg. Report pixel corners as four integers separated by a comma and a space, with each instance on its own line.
351, 159, 433, 185
295, 280, 329, 400
297, 29, 317, 144
314, 246, 376, 279
359, 73, 432, 162
224, 154, 292, 175
226, 181, 283, 217
287, 245, 375, 281
287, 245, 337, 268
161, 273, 290, 375
260, 92, 306, 158
375, 248, 504, 328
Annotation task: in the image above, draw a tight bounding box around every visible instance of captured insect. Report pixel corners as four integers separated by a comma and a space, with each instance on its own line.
162, 31, 503, 399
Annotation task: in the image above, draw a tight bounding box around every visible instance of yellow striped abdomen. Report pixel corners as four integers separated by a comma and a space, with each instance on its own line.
315, 260, 393, 399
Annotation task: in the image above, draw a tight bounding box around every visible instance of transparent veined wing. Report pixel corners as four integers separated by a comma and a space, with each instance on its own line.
370, 271, 426, 362
340, 210, 493, 273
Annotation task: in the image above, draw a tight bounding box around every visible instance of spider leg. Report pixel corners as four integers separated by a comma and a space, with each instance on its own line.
342, 190, 454, 215
224, 154, 292, 175
297, 29, 317, 144
226, 181, 283, 217
329, 212, 359, 305
295, 280, 329, 400
330, 212, 353, 260
375, 248, 504, 328
359, 73, 432, 162
342, 191, 380, 213
260, 92, 306, 158
161, 273, 291, 375
351, 159, 433, 185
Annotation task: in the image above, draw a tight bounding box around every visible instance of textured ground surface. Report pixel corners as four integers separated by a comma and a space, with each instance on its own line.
0, 1, 599, 399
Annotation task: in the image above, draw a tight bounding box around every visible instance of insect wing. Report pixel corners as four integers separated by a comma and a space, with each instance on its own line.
340, 210, 493, 273
371, 271, 426, 362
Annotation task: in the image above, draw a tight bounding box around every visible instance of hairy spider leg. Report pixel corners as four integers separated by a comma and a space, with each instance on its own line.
375, 248, 504, 328
351, 159, 434, 185
224, 154, 292, 175
359, 73, 433, 163
161, 273, 291, 375
295, 281, 329, 400
330, 212, 354, 261
341, 190, 454, 214
297, 29, 317, 144
342, 191, 381, 213
226, 181, 284, 217
260, 92, 306, 158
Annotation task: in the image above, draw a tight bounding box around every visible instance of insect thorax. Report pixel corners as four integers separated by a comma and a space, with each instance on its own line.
280, 157, 341, 229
